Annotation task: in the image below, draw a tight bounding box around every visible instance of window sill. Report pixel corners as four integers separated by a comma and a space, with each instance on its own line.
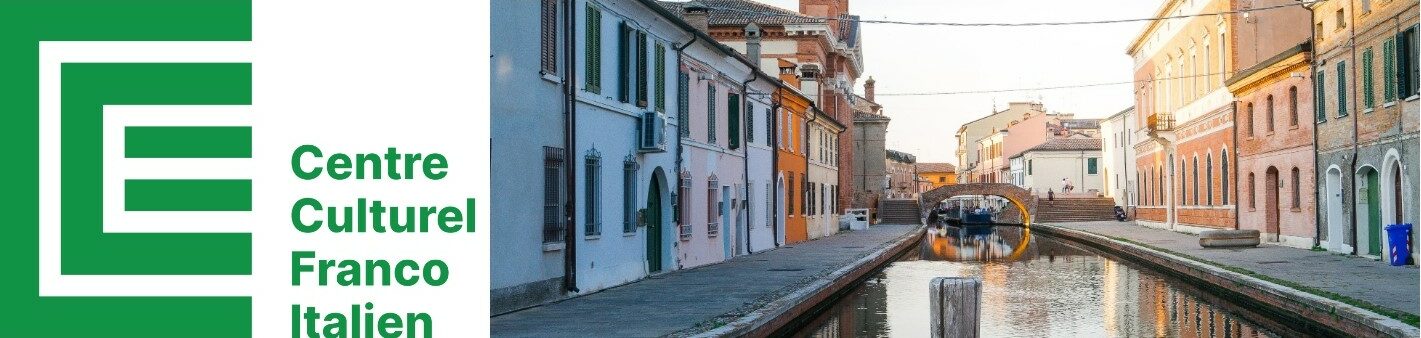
1383, 101, 1398, 107
1363, 108, 1374, 114
541, 72, 562, 84
585, 235, 601, 240
543, 242, 566, 252
1291, 207, 1303, 212
624, 232, 637, 237
1407, 95, 1420, 102
1289, 125, 1300, 130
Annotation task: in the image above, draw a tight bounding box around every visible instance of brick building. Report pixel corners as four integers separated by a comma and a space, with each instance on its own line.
1309, 0, 1418, 259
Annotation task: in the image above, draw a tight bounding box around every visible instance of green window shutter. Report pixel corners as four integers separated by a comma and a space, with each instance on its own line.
746, 102, 755, 143
707, 83, 717, 144
1315, 71, 1326, 122
1337, 61, 1347, 117
655, 43, 666, 112
617, 22, 629, 102
728, 93, 740, 149
635, 30, 648, 107
1363, 48, 1375, 109
584, 6, 601, 93
1385, 38, 1397, 101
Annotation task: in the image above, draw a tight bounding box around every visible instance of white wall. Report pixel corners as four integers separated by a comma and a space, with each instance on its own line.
1021, 150, 1105, 196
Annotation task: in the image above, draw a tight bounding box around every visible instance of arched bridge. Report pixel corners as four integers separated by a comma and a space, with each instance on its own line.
921, 183, 1036, 226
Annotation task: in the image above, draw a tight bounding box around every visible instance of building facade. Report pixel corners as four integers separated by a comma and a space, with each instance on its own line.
1101, 107, 1140, 209
885, 149, 921, 199
1129, 0, 1242, 233
807, 108, 845, 240
917, 163, 958, 189
1011, 138, 1105, 197
1310, 0, 1419, 259
852, 78, 891, 210
1227, 43, 1317, 249
955, 102, 1048, 183
778, 84, 813, 244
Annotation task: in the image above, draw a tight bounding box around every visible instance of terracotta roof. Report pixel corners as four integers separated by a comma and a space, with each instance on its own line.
916, 162, 956, 173
658, 0, 824, 26
1022, 138, 1102, 153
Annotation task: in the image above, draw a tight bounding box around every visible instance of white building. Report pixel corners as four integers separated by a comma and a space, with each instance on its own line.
1100, 107, 1139, 208
1012, 137, 1104, 197
807, 108, 845, 240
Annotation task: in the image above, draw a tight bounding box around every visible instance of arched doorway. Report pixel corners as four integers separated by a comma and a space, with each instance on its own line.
1325, 167, 1346, 252
1265, 167, 1280, 242
1358, 167, 1381, 256
646, 169, 667, 273
1381, 152, 1410, 264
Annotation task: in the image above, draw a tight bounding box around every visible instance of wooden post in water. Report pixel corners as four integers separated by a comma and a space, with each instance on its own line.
930, 277, 980, 338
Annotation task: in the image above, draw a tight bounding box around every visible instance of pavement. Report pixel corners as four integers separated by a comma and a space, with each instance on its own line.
490, 223, 922, 338
1048, 221, 1420, 317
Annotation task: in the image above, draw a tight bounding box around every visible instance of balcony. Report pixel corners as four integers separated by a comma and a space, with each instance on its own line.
1145, 113, 1176, 143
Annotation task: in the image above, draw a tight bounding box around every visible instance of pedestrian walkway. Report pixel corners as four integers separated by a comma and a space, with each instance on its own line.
1048, 221, 1419, 317
490, 224, 922, 337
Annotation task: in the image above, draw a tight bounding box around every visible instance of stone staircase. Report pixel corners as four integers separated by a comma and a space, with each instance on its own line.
877, 199, 922, 224
1034, 197, 1118, 223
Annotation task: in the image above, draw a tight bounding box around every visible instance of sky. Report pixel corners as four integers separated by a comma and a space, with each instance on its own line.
758, 0, 1162, 163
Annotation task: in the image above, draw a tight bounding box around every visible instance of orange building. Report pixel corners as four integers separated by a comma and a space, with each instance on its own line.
917, 163, 958, 189
776, 86, 812, 244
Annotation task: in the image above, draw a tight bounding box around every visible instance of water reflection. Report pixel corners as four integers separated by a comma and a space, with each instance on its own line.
793, 225, 1297, 337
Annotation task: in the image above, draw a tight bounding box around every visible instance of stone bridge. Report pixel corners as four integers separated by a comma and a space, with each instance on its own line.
920, 183, 1036, 226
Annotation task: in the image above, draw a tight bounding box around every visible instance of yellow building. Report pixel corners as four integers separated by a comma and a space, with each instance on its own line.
916, 162, 957, 189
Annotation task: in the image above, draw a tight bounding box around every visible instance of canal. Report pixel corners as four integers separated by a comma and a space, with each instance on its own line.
786, 224, 1316, 337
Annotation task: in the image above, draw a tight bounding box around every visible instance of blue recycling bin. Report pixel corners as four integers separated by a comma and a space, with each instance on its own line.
1385, 223, 1412, 266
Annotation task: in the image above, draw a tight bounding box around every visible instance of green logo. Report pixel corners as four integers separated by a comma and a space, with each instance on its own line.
2, 1, 253, 337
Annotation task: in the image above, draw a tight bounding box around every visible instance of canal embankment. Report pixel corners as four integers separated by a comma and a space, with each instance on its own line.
1038, 221, 1420, 338
489, 223, 924, 338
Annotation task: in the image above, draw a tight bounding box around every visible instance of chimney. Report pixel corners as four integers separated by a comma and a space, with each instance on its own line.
744, 22, 762, 64
863, 76, 875, 102
683, 2, 710, 32
799, 64, 821, 105
777, 59, 800, 88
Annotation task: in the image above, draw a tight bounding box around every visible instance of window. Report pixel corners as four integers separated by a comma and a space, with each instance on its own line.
1384, 37, 1398, 101
1291, 167, 1301, 209
1265, 95, 1275, 132
1246, 102, 1255, 136
746, 102, 755, 144
540, 0, 558, 75
635, 30, 648, 107
1157, 167, 1165, 204
1028, 159, 1033, 175
1248, 172, 1256, 209
584, 150, 601, 237
583, 4, 601, 93
655, 43, 666, 112
777, 109, 784, 148
1288, 86, 1299, 126
1221, 149, 1230, 204
1334, 9, 1345, 30
939, 176, 946, 183
678, 171, 691, 240
707, 176, 719, 237
728, 93, 741, 149
1087, 158, 1099, 175
617, 22, 631, 103
787, 175, 795, 216
707, 83, 717, 144
1337, 61, 1348, 117
808, 181, 815, 216
678, 71, 690, 137
622, 156, 639, 234
1400, 27, 1420, 97
1181, 160, 1188, 205
1205, 154, 1213, 205
543, 147, 566, 244
1191, 157, 1199, 205
801, 173, 808, 216
1363, 47, 1375, 109
1315, 71, 1327, 122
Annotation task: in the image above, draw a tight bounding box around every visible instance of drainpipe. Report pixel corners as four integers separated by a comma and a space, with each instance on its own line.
673, 32, 698, 258
561, 0, 579, 294
1346, 0, 1360, 255
740, 73, 757, 254
770, 90, 781, 247
1307, 3, 1323, 250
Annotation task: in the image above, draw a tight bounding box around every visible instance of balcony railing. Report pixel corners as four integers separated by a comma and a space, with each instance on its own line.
1146, 113, 1175, 132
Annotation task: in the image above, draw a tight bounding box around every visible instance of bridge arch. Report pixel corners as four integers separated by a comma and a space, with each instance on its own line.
921, 183, 1036, 227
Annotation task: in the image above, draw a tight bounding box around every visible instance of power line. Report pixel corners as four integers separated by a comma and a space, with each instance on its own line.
875, 62, 1301, 96
703, 1, 1316, 27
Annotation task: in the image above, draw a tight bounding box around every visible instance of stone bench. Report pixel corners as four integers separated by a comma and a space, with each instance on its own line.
1199, 229, 1261, 248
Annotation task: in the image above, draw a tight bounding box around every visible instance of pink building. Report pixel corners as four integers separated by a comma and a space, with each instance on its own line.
1227, 43, 1316, 248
